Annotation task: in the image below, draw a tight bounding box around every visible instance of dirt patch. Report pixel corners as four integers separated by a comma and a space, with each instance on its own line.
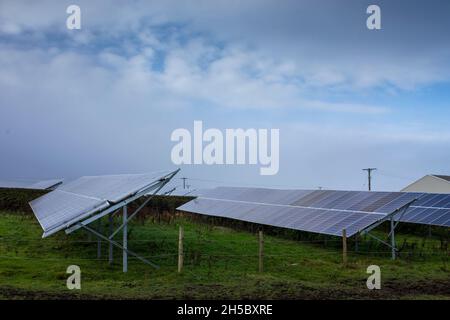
1, 280, 448, 300
173, 279, 450, 300
0, 286, 109, 300
269, 279, 450, 300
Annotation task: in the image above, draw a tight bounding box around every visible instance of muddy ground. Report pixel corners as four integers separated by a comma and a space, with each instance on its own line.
1, 278, 449, 300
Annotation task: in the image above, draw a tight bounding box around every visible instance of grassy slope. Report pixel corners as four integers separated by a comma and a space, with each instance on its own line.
0, 212, 449, 300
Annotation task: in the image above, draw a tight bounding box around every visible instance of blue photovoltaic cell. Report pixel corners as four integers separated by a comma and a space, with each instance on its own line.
428, 210, 450, 225
322, 213, 367, 235
421, 194, 447, 207
433, 197, 450, 208
376, 192, 422, 214
401, 193, 450, 227
414, 194, 439, 207
420, 210, 447, 224
402, 207, 428, 223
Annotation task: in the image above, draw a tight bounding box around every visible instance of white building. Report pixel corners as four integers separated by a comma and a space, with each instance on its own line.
401, 175, 450, 194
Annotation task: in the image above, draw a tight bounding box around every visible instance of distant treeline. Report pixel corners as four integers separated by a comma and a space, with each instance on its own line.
0, 188, 47, 214
0, 187, 193, 217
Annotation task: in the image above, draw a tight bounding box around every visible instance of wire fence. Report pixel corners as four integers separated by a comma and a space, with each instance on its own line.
1, 235, 448, 262
1, 214, 449, 278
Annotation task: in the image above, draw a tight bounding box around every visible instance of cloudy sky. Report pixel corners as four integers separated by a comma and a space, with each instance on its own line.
1, 0, 450, 192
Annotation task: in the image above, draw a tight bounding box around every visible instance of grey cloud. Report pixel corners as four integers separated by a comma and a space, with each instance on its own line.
0, 0, 449, 190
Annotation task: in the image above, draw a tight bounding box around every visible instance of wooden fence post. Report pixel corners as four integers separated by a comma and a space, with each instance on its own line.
342, 229, 347, 266
258, 230, 264, 273
178, 226, 184, 273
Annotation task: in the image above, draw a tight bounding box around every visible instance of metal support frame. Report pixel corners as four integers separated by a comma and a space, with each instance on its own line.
390, 216, 395, 260
109, 181, 168, 240
108, 213, 114, 265
66, 183, 162, 234
81, 224, 159, 269
97, 218, 102, 259
360, 198, 417, 260
123, 205, 128, 272
64, 169, 180, 271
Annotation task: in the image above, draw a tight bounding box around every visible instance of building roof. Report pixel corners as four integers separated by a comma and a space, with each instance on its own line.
433, 175, 450, 182
401, 174, 450, 194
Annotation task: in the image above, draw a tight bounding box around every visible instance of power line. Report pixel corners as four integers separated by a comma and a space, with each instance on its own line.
376, 169, 415, 181
185, 177, 314, 190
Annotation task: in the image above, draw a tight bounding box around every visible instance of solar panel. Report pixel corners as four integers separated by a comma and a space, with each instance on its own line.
177, 187, 420, 237
29, 179, 63, 190
180, 187, 450, 231
401, 193, 450, 227
58, 172, 166, 203
30, 171, 172, 237
30, 190, 109, 237
0, 179, 63, 190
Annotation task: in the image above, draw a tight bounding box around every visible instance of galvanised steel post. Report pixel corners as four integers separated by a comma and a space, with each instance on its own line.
123, 205, 128, 272
391, 216, 396, 260
109, 213, 113, 265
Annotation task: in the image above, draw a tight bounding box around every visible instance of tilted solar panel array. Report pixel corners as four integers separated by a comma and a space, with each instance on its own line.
58, 173, 165, 203
31, 190, 110, 237
30, 171, 171, 237
29, 179, 63, 190
0, 179, 63, 190
399, 193, 450, 227
177, 187, 422, 237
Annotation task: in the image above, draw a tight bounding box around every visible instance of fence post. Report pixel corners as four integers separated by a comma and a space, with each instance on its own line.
178, 226, 184, 273
342, 229, 347, 266
259, 230, 264, 273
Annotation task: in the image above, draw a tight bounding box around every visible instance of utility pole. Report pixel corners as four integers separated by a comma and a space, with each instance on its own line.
181, 177, 187, 189
362, 168, 377, 191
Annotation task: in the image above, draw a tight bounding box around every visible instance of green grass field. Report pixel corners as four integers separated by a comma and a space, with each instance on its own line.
0, 210, 449, 300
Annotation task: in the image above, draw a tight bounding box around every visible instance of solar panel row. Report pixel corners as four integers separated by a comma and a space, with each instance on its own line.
30, 171, 172, 237
0, 179, 63, 190
400, 206, 450, 226
401, 192, 450, 227
177, 187, 424, 237
413, 193, 450, 208
58, 173, 165, 203
199, 187, 420, 214
177, 187, 450, 237
179, 197, 384, 236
